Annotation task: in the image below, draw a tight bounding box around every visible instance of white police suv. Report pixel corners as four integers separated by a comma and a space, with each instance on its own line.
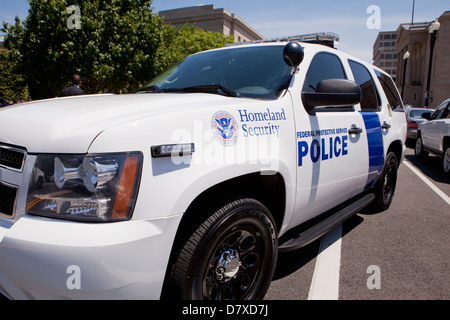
0, 33, 406, 300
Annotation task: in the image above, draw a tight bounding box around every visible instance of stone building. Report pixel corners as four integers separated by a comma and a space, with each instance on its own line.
158, 4, 264, 43
396, 11, 450, 108
373, 31, 399, 82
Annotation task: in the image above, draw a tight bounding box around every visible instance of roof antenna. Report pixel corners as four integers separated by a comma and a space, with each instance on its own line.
411, 0, 416, 24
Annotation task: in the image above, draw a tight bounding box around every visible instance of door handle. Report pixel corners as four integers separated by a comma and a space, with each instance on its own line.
348, 127, 363, 135
381, 122, 391, 130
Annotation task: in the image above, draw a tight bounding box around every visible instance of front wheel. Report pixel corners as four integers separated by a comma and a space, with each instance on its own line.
415, 135, 428, 158
170, 197, 278, 300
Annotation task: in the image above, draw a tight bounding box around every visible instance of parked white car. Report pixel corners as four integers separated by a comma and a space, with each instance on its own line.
0, 34, 407, 300
415, 98, 450, 173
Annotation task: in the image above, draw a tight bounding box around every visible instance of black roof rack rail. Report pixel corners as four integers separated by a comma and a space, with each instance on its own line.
226, 32, 340, 49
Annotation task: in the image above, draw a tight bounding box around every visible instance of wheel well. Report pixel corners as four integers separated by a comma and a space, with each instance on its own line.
387, 140, 403, 167
177, 172, 285, 240
443, 136, 450, 150
160, 172, 286, 299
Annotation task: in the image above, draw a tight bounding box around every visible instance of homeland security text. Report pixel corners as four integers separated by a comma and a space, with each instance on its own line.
239, 108, 287, 138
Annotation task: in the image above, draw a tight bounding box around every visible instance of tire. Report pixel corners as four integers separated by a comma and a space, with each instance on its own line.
372, 152, 398, 212
415, 135, 428, 158
170, 197, 278, 300
443, 146, 450, 174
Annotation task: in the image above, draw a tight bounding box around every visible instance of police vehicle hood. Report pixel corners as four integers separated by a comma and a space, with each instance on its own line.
0, 93, 239, 153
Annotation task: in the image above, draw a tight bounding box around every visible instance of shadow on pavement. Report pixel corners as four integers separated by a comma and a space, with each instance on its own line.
272, 214, 364, 281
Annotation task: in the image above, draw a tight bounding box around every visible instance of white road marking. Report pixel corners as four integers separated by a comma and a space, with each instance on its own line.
308, 224, 342, 300
404, 160, 450, 206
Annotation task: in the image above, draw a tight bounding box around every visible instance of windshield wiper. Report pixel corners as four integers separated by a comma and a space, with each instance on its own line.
163, 85, 239, 97
133, 85, 164, 94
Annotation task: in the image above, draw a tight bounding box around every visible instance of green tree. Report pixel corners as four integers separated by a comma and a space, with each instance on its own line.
0, 49, 29, 101
2, 0, 165, 98
158, 24, 234, 69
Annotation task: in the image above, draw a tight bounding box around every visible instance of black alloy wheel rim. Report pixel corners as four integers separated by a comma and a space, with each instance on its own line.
201, 223, 265, 300
383, 157, 397, 203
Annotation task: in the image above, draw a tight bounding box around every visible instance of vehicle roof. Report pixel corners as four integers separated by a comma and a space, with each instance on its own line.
205, 41, 379, 72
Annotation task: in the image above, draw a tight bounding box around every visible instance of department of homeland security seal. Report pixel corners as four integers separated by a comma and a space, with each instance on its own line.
212, 111, 238, 146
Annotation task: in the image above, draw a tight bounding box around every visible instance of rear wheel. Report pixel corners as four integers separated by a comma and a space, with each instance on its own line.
443, 146, 450, 174
372, 152, 398, 211
170, 197, 278, 300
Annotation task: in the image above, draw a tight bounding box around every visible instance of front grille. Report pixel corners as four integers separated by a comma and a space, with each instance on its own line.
0, 182, 17, 217
0, 146, 25, 170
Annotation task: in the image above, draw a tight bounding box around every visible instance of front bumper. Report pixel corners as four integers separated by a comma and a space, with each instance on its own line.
0, 214, 181, 300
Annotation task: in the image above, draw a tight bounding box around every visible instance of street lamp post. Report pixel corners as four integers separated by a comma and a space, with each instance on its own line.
425, 20, 440, 107
401, 51, 410, 100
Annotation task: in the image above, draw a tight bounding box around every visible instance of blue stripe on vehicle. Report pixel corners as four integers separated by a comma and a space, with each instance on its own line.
360, 112, 385, 190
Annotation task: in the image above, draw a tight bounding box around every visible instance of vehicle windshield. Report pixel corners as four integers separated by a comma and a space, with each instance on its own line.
140, 46, 293, 100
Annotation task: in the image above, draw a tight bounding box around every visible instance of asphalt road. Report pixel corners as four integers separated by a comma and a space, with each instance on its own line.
266, 146, 450, 300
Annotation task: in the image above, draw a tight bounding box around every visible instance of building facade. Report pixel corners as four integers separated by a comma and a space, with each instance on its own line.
396, 11, 450, 108
373, 31, 398, 82
158, 5, 264, 43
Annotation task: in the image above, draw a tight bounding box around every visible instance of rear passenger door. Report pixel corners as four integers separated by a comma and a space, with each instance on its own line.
348, 60, 386, 193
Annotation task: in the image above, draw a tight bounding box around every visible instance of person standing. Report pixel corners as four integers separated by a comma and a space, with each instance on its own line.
61, 74, 87, 97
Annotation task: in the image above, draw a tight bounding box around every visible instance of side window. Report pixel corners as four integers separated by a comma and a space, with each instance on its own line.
375, 70, 403, 110
303, 52, 347, 93
349, 60, 380, 111
302, 52, 351, 112
431, 102, 449, 120
444, 105, 450, 119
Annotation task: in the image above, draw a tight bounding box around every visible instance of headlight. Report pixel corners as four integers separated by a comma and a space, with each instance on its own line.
26, 152, 142, 222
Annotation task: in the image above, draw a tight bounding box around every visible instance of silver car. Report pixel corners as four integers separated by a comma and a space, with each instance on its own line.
406, 107, 435, 140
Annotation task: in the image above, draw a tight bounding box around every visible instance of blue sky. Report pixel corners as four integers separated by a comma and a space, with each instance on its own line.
1, 0, 448, 63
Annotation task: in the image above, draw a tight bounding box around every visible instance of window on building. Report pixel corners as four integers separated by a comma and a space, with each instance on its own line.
349, 60, 380, 111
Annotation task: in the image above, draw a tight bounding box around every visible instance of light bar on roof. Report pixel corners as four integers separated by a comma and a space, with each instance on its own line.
226, 32, 340, 48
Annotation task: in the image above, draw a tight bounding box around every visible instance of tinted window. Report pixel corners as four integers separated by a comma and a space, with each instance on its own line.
349, 60, 380, 111
375, 70, 403, 110
431, 102, 449, 120
303, 53, 346, 93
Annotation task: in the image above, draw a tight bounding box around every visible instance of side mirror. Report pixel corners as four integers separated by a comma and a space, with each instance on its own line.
302, 79, 362, 110
283, 42, 304, 67
421, 112, 431, 120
